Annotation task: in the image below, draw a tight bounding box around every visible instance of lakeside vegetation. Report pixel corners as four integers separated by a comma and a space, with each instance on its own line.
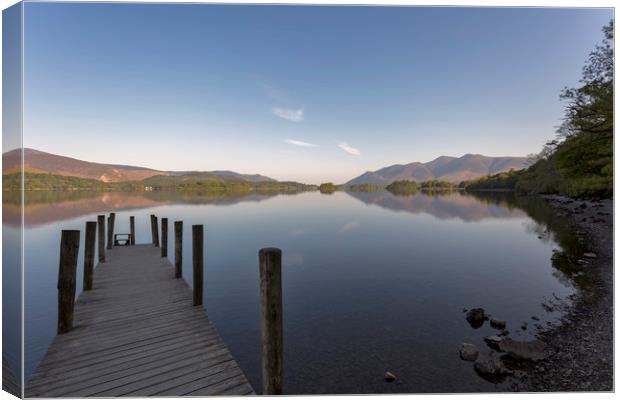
3, 172, 316, 194
463, 21, 613, 199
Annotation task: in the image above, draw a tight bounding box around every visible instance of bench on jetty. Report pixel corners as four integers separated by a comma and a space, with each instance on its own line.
25, 214, 284, 397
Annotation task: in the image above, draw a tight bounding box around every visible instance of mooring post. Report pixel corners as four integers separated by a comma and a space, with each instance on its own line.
150, 215, 156, 245
153, 216, 160, 247
130, 216, 136, 245
58, 230, 80, 334
175, 221, 183, 278
161, 218, 168, 257
192, 225, 203, 306
106, 216, 113, 250
259, 247, 283, 395
97, 215, 105, 262
83, 221, 96, 291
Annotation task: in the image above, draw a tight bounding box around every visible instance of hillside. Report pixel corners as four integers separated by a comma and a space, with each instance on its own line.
2, 148, 275, 183
346, 154, 529, 186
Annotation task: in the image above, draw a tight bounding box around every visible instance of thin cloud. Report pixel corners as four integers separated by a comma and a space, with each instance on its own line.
272, 107, 304, 122
338, 142, 361, 156
285, 139, 318, 148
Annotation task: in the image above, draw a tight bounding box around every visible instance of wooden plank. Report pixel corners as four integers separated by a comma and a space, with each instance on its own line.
26, 244, 254, 397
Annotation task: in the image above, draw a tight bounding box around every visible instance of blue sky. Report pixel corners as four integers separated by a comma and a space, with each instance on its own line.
21, 3, 612, 183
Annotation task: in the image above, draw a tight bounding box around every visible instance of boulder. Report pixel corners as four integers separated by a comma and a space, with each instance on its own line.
384, 371, 396, 382
465, 308, 486, 329
459, 343, 479, 361
474, 351, 507, 376
484, 335, 503, 350
490, 318, 507, 330
583, 252, 597, 259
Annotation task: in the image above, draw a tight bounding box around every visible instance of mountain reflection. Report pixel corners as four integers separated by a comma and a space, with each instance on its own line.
3, 191, 281, 227
345, 190, 527, 222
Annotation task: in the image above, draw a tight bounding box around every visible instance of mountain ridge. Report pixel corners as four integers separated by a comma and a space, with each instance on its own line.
2, 148, 276, 183
346, 154, 530, 186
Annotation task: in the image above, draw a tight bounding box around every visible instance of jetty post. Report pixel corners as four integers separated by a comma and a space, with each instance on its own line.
83, 221, 96, 291
161, 218, 168, 257
192, 225, 204, 306
152, 215, 160, 247
150, 215, 156, 245
175, 221, 183, 278
106, 216, 113, 250
259, 247, 283, 395
130, 216, 136, 245
97, 215, 105, 262
58, 230, 80, 334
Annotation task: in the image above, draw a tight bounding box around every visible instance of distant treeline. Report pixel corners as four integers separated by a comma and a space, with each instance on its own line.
3, 172, 317, 194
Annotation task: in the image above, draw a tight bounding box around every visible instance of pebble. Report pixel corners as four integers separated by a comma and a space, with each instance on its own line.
385, 371, 396, 382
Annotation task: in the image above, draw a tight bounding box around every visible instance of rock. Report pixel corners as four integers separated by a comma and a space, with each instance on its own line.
490, 318, 507, 330
579, 203, 587, 209
484, 335, 503, 350
521, 322, 528, 331
499, 329, 510, 337
531, 316, 540, 321
384, 371, 396, 382
459, 343, 479, 361
583, 252, 597, 258
474, 351, 508, 376
498, 338, 548, 361
466, 308, 486, 329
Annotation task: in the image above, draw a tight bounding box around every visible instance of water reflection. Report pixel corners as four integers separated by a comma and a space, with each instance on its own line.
4, 189, 589, 393
346, 190, 526, 222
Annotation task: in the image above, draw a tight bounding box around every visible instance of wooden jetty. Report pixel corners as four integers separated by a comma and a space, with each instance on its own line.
25, 242, 255, 397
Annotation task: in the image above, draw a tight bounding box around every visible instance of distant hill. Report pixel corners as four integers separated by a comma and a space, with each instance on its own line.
346, 154, 530, 186
2, 148, 276, 183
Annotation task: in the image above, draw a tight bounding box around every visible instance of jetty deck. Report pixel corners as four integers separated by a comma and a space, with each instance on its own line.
25, 244, 255, 397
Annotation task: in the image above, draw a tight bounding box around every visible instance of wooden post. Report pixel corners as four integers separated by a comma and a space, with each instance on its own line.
192, 225, 203, 306
153, 215, 160, 247
175, 221, 183, 278
150, 215, 156, 245
110, 212, 115, 243
97, 215, 105, 263
106, 216, 113, 250
259, 247, 283, 395
83, 222, 96, 291
58, 230, 80, 334
130, 216, 135, 245
161, 218, 168, 257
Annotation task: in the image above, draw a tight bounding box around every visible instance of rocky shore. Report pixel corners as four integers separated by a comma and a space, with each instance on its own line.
517, 195, 613, 391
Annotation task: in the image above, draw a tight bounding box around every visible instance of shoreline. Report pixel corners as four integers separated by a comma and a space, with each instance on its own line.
517, 194, 613, 391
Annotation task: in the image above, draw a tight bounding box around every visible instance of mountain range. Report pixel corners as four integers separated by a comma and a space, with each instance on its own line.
2, 148, 275, 183
346, 154, 529, 186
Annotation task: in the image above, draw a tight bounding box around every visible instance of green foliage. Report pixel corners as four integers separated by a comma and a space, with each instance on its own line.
3, 172, 143, 192
319, 182, 337, 194
419, 180, 457, 190
461, 169, 521, 191
3, 172, 315, 195
386, 180, 420, 195
348, 183, 382, 192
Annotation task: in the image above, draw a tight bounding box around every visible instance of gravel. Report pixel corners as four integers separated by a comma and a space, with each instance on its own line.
515, 195, 613, 391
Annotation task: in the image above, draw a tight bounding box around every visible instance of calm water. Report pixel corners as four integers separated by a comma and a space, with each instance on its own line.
4, 189, 586, 393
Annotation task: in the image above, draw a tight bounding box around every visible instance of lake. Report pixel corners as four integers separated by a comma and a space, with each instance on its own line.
4, 189, 586, 393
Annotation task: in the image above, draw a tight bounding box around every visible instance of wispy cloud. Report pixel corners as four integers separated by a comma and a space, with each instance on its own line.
285, 139, 318, 148
338, 142, 361, 156
272, 107, 304, 122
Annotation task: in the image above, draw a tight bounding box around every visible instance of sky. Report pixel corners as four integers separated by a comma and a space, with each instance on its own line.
19, 3, 613, 183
